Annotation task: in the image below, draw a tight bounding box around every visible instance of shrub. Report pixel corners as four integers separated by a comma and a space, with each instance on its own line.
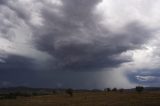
66, 88, 73, 97
52, 90, 56, 94
104, 88, 111, 95
32, 92, 38, 96
112, 88, 117, 92
14, 92, 31, 97
136, 86, 144, 93
0, 93, 17, 100
119, 88, 124, 92
107, 88, 111, 92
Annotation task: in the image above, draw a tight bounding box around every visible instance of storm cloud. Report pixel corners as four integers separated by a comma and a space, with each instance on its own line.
32, 0, 153, 71
0, 0, 160, 88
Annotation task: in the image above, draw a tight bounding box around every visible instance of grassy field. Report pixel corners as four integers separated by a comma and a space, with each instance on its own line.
0, 92, 160, 106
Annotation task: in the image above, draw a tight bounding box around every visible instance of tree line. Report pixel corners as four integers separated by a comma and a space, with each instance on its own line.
0, 86, 144, 99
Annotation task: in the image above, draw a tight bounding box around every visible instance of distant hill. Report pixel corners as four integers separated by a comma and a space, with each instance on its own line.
0, 86, 160, 94
0, 86, 51, 91
125, 87, 160, 92
144, 87, 160, 91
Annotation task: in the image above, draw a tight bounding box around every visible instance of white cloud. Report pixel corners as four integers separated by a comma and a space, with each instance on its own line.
97, 0, 160, 29
136, 75, 156, 82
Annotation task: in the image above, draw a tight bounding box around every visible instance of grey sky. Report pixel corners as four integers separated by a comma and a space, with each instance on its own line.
0, 0, 160, 88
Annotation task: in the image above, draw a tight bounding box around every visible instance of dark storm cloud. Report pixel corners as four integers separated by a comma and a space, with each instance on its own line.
32, 0, 153, 71
0, 0, 153, 72
0, 0, 6, 4
0, 0, 158, 88
0, 55, 37, 87
0, 55, 34, 71
0, 55, 104, 89
29, 0, 153, 71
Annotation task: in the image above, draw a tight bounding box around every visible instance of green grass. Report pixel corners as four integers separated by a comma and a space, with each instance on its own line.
0, 92, 160, 106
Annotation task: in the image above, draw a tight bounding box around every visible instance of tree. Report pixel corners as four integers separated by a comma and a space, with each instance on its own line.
104, 88, 111, 95
136, 86, 144, 93
107, 88, 111, 92
66, 88, 73, 97
112, 88, 117, 92
119, 88, 124, 92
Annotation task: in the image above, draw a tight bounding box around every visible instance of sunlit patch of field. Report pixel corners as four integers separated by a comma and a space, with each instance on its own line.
0, 92, 160, 106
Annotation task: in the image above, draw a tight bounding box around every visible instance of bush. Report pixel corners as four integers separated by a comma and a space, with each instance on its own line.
119, 89, 124, 92
52, 90, 56, 94
32, 92, 39, 96
104, 88, 111, 95
0, 94, 17, 100
136, 86, 144, 93
112, 88, 117, 92
107, 88, 111, 92
66, 88, 73, 97
14, 92, 31, 97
